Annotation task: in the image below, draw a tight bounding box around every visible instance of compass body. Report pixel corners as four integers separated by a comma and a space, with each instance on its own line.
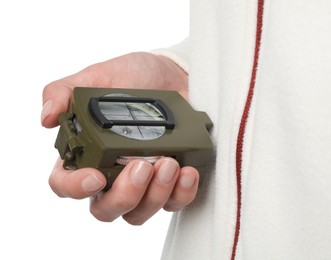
55, 87, 213, 190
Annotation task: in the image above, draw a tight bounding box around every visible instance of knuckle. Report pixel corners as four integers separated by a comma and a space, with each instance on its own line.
122, 214, 147, 226
147, 195, 167, 208
48, 174, 65, 198
90, 199, 117, 223
163, 196, 194, 212
112, 194, 139, 211
163, 200, 183, 212
90, 208, 116, 223
163, 205, 182, 212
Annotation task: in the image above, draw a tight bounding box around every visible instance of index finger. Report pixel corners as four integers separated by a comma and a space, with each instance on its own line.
49, 157, 107, 199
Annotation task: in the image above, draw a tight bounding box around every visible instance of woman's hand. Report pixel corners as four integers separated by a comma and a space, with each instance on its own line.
41, 52, 188, 128
41, 52, 199, 225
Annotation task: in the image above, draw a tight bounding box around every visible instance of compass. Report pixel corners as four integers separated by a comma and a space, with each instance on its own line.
55, 87, 213, 190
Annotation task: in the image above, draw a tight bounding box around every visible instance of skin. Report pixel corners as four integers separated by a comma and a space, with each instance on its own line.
41, 52, 199, 225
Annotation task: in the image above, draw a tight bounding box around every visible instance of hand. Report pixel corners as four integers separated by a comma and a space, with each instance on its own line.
41, 52, 188, 128
41, 52, 199, 224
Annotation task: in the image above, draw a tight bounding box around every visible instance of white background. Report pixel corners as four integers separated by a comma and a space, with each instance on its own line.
0, 1, 189, 259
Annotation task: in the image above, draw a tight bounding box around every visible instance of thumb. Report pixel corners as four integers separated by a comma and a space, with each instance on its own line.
41, 81, 74, 128
40, 60, 115, 128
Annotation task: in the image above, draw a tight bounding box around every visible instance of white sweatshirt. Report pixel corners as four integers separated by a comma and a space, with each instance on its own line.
155, 0, 331, 259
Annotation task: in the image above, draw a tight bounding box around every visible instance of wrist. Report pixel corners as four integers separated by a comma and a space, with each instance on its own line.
156, 55, 189, 98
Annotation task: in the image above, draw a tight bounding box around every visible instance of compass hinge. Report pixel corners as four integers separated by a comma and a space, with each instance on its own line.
55, 112, 84, 170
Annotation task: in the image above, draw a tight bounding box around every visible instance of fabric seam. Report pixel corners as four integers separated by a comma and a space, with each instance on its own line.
231, 0, 265, 259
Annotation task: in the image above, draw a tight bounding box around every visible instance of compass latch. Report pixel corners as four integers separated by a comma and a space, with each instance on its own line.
55, 112, 84, 170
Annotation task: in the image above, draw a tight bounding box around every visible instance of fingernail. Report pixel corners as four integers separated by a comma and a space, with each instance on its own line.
156, 159, 178, 185
81, 175, 104, 192
180, 174, 196, 189
130, 161, 153, 186
41, 99, 53, 122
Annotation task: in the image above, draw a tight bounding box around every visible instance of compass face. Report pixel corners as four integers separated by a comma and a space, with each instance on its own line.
98, 94, 166, 140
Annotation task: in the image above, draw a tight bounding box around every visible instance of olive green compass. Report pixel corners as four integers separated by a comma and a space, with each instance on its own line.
55, 87, 213, 190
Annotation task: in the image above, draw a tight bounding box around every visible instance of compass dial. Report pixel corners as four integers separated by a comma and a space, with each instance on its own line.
98, 94, 166, 140
115, 155, 163, 165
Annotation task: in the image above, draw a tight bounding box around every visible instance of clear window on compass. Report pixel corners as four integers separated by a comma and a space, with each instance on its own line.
99, 101, 165, 140
95, 94, 169, 141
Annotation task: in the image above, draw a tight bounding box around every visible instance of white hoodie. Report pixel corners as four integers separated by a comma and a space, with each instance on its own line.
155, 0, 331, 259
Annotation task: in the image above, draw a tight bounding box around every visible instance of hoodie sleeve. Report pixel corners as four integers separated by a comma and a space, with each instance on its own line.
151, 38, 189, 74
